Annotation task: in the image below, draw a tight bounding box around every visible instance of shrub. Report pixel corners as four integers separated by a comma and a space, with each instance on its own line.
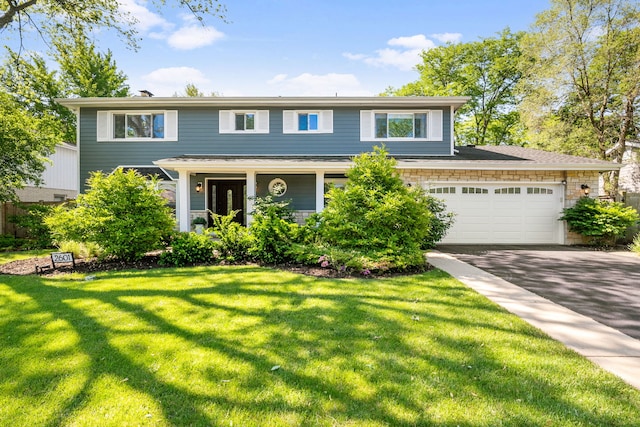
210, 210, 253, 262
561, 197, 639, 246
159, 232, 215, 267
421, 194, 456, 249
9, 203, 55, 248
46, 169, 175, 261
249, 196, 298, 264
317, 146, 436, 269
0, 234, 27, 250
629, 234, 640, 255
57, 240, 103, 259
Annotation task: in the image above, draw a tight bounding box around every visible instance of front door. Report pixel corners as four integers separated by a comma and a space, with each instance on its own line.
209, 180, 246, 225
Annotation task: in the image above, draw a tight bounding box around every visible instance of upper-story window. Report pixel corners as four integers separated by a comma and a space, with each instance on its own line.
283, 110, 333, 133
220, 110, 269, 133
97, 111, 178, 142
360, 110, 443, 141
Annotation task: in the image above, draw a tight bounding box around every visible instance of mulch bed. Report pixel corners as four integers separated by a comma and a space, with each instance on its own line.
0, 253, 429, 278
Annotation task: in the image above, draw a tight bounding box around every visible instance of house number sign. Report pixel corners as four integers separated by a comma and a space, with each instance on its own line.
52, 252, 74, 263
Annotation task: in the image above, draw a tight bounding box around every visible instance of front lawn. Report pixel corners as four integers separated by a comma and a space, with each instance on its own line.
1, 266, 639, 426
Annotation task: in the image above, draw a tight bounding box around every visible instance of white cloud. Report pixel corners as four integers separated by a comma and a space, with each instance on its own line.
140, 67, 212, 96
431, 32, 463, 43
118, 2, 224, 50
388, 35, 435, 49
266, 73, 372, 96
118, 0, 173, 33
344, 34, 438, 71
167, 25, 224, 50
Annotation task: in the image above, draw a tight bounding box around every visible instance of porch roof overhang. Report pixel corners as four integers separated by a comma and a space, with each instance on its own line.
154, 148, 621, 174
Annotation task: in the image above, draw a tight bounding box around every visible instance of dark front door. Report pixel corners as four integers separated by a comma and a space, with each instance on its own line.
209, 180, 246, 225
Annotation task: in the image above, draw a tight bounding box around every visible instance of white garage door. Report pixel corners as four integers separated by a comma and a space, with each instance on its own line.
429, 184, 564, 244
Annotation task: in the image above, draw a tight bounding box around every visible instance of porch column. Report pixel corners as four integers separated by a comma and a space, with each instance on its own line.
315, 170, 325, 213
246, 170, 256, 226
177, 169, 191, 232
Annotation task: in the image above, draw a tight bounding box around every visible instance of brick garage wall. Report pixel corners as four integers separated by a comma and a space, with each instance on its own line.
397, 168, 600, 245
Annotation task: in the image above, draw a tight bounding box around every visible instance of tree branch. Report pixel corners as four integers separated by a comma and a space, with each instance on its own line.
0, 0, 38, 29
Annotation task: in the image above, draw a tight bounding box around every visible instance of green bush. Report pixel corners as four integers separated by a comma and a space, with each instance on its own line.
210, 210, 253, 262
0, 234, 26, 250
421, 195, 456, 249
159, 232, 215, 267
57, 240, 103, 259
629, 234, 640, 254
561, 197, 639, 246
317, 146, 438, 269
45, 169, 175, 261
9, 203, 55, 248
249, 196, 298, 264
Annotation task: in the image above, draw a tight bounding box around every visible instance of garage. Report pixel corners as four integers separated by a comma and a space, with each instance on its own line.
428, 183, 564, 244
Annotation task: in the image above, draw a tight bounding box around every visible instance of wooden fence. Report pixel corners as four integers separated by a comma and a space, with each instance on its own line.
0, 201, 63, 238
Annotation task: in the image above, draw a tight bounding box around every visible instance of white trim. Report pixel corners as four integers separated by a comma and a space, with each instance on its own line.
283, 110, 333, 134
219, 110, 269, 134
359, 110, 443, 142
58, 96, 471, 110
97, 110, 178, 142
246, 170, 256, 226
177, 170, 190, 232
315, 171, 325, 213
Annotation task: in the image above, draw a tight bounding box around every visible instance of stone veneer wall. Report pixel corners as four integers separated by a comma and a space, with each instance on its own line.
397, 168, 600, 245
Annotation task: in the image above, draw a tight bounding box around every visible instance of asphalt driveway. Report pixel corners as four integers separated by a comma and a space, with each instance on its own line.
437, 245, 640, 340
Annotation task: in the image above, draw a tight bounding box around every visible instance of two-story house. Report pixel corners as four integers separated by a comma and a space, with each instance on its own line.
57, 96, 619, 245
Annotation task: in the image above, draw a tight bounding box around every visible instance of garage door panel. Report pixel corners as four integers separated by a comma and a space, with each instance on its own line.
435, 184, 562, 244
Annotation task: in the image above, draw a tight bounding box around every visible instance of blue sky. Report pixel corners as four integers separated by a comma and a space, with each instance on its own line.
8, 0, 552, 97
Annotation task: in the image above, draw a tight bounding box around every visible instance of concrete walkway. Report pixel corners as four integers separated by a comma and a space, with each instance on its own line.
428, 251, 640, 390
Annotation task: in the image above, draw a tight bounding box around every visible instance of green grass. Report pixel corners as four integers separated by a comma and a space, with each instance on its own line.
1, 266, 639, 426
0, 249, 51, 264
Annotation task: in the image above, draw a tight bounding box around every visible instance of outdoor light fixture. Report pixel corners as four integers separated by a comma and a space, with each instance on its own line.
195, 182, 203, 193
581, 184, 590, 195
561, 179, 567, 185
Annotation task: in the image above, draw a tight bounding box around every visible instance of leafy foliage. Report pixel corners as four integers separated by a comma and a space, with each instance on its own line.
316, 146, 447, 271
520, 0, 640, 197
0, 0, 227, 51
630, 234, 640, 255
210, 210, 253, 262
159, 232, 215, 267
249, 196, 298, 264
8, 203, 55, 249
57, 240, 103, 259
0, 92, 59, 202
561, 197, 639, 246
391, 28, 525, 146
45, 169, 175, 261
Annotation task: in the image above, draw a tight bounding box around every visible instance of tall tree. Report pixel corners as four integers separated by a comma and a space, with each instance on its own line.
0, 48, 75, 142
519, 0, 640, 197
54, 35, 130, 97
391, 29, 525, 146
0, 37, 131, 200
1, 0, 226, 50
0, 91, 59, 202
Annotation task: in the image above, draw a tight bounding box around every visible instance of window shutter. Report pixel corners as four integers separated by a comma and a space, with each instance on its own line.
97, 111, 110, 141
164, 110, 178, 140
360, 110, 373, 141
256, 110, 269, 133
429, 110, 443, 140
282, 110, 296, 133
219, 111, 233, 133
320, 110, 333, 133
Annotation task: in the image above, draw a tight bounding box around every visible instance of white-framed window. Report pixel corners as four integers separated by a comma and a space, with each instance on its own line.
96, 111, 178, 142
283, 110, 333, 133
219, 110, 269, 133
360, 110, 443, 141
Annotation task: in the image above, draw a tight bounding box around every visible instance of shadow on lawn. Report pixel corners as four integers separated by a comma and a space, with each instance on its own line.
2, 267, 638, 426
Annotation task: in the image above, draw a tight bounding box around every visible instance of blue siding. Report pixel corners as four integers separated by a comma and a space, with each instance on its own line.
79, 106, 453, 188
256, 174, 316, 210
